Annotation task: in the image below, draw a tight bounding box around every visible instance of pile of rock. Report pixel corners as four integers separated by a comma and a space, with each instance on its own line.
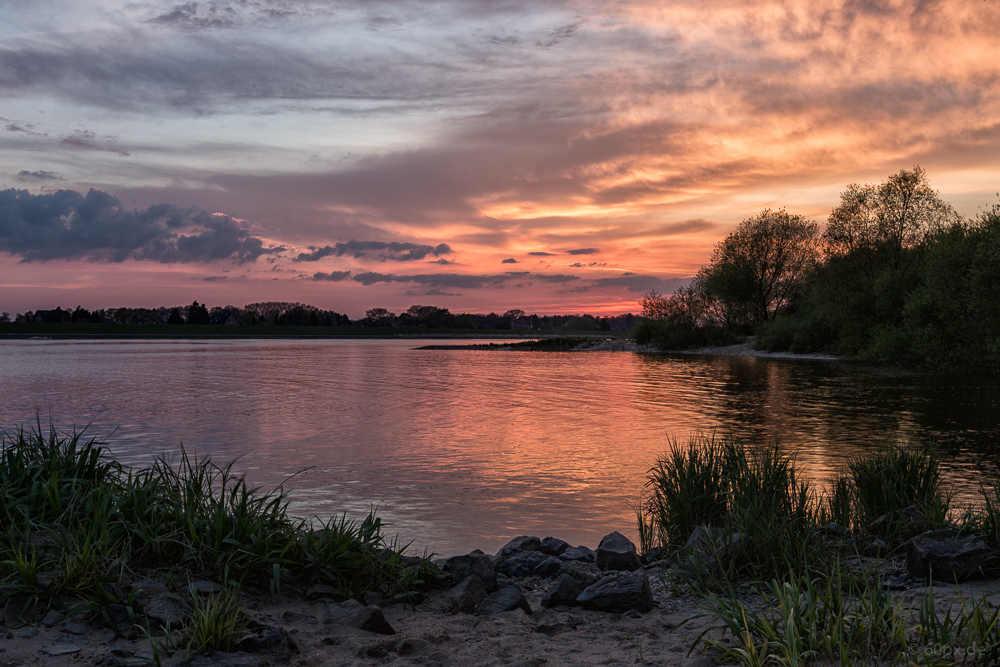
436, 531, 654, 617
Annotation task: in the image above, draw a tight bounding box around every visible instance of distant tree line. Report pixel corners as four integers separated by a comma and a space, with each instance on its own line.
6, 300, 635, 331
636, 166, 1000, 371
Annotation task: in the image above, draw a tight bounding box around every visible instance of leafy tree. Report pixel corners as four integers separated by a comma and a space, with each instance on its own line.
701, 208, 820, 326
187, 301, 210, 325
364, 308, 395, 326
167, 308, 184, 325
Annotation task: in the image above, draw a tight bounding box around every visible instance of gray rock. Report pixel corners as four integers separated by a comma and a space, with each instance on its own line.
539, 537, 570, 557
685, 525, 724, 553
40, 609, 65, 628
304, 583, 340, 602
281, 610, 317, 625
497, 550, 549, 578
322, 599, 364, 625
137, 590, 193, 631
234, 626, 285, 653
533, 612, 583, 636
576, 569, 654, 613
61, 619, 88, 635
906, 530, 989, 582
3, 596, 44, 628
533, 556, 563, 579
560, 546, 594, 563
350, 606, 395, 635
595, 532, 642, 572
16, 627, 39, 639
496, 536, 541, 561
446, 575, 488, 614
541, 574, 583, 608
104, 604, 133, 637
40, 644, 82, 656
557, 560, 604, 587
442, 550, 498, 592
189, 581, 222, 597
476, 586, 532, 615
870, 504, 929, 540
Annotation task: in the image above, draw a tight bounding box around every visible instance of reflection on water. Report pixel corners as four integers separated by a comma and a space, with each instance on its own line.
1, 339, 998, 555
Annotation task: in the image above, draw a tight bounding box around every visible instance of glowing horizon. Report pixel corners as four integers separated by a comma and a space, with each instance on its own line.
2, 0, 999, 317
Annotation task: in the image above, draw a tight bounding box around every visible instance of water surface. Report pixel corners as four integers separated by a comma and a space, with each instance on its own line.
2, 338, 997, 555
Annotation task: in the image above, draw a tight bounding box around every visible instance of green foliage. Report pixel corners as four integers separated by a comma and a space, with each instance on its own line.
846, 441, 948, 530
0, 423, 437, 618
183, 588, 248, 653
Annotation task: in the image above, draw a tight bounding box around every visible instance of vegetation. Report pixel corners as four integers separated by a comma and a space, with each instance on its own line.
638, 435, 1000, 665
0, 423, 439, 629
636, 167, 1000, 372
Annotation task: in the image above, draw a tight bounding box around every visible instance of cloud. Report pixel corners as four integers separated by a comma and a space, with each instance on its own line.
570, 261, 607, 267
501, 257, 518, 264
433, 258, 455, 265
59, 130, 129, 156
202, 275, 227, 281
533, 274, 579, 283
566, 248, 599, 255
295, 240, 453, 262
591, 274, 688, 294
0, 188, 282, 264
311, 271, 352, 281
528, 251, 556, 256
349, 270, 582, 289
5, 122, 46, 137
17, 170, 63, 181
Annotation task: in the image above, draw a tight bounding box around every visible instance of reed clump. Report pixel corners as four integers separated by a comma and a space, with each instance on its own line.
0, 423, 438, 623
639, 434, 1000, 666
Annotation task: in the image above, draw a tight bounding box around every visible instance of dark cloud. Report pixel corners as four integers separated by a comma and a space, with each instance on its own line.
570, 261, 607, 267
5, 122, 46, 137
295, 240, 453, 262
349, 270, 581, 289
567, 248, 599, 255
591, 275, 688, 294
533, 274, 579, 283
152, 3, 236, 30
202, 275, 227, 281
17, 170, 63, 181
311, 271, 352, 281
501, 257, 518, 263
0, 188, 281, 264
433, 258, 456, 265
528, 251, 556, 256
59, 130, 129, 156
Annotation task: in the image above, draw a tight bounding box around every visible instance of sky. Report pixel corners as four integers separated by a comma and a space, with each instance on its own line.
2, 0, 999, 318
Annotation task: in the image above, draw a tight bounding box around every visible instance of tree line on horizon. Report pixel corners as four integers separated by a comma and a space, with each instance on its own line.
636, 166, 1000, 371
4, 301, 636, 332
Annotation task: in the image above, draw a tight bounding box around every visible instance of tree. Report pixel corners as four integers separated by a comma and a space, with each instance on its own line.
167, 308, 184, 325
187, 301, 210, 325
701, 208, 820, 326
364, 307, 395, 326
824, 166, 960, 276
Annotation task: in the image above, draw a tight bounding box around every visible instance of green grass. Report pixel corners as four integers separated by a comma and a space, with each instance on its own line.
0, 422, 439, 623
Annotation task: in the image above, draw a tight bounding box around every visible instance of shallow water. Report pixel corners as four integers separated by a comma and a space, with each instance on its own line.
2, 338, 998, 555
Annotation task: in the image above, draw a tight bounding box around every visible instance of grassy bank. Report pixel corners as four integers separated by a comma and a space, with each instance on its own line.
0, 424, 438, 643
638, 434, 1000, 664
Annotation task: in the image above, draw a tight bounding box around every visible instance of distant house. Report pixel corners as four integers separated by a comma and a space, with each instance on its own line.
32, 308, 72, 323
511, 316, 533, 330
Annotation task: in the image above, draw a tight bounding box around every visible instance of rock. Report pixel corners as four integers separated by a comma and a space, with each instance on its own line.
16, 627, 39, 639
495, 536, 541, 561
869, 504, 929, 540
361, 591, 383, 607
446, 575, 488, 614
40, 644, 81, 656
36, 569, 63, 590
685, 525, 723, 553
576, 569, 654, 613
189, 581, 222, 597
350, 606, 395, 635
557, 561, 604, 588
541, 574, 583, 608
304, 583, 340, 601
3, 596, 44, 628
322, 599, 364, 625
595, 532, 642, 572
906, 530, 989, 582
642, 546, 669, 564
40, 609, 65, 628
533, 556, 563, 579
137, 590, 193, 631
235, 626, 285, 653
539, 537, 570, 557
497, 550, 548, 578
476, 586, 532, 615
442, 550, 498, 592
61, 619, 88, 635
560, 546, 595, 563
103, 604, 134, 636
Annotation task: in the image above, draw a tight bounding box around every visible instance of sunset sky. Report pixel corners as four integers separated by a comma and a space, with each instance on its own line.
2, 0, 999, 317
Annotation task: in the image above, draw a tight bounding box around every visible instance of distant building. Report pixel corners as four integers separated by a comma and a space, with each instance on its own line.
32, 308, 71, 323
511, 316, 533, 330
